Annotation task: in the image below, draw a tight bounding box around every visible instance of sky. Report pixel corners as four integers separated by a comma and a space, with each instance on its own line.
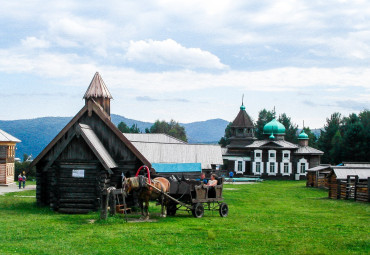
0, 0, 369, 128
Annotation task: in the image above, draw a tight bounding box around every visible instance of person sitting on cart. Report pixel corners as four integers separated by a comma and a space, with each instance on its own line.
207, 174, 218, 187
200, 172, 208, 184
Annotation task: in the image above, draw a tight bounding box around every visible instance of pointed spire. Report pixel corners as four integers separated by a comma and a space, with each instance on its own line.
240, 94, 246, 110
83, 72, 113, 99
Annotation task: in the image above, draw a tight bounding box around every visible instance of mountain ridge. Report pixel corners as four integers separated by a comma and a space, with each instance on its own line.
0, 114, 229, 159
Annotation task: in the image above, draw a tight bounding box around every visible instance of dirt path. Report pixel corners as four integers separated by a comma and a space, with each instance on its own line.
0, 183, 36, 195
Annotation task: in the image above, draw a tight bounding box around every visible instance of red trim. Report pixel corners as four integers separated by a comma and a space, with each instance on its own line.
135, 165, 151, 184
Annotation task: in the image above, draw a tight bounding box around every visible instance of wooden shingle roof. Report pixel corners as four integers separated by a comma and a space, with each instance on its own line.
83, 72, 113, 99
78, 123, 117, 172
30, 100, 151, 169
231, 107, 254, 128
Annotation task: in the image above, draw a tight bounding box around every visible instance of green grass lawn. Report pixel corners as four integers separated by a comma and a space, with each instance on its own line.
0, 181, 369, 255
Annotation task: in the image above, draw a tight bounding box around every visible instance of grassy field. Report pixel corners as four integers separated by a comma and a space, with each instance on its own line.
0, 181, 369, 255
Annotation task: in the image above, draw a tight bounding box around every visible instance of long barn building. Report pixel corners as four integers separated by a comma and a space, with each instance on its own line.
30, 73, 222, 213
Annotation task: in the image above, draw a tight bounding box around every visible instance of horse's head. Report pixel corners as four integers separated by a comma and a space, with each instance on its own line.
123, 177, 141, 194
123, 177, 131, 194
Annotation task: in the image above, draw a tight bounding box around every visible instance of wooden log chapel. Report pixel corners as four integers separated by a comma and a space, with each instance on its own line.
30, 72, 222, 213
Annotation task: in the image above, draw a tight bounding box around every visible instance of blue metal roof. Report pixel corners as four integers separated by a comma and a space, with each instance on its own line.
152, 163, 201, 173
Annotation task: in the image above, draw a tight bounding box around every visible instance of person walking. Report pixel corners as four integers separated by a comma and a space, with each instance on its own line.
18, 173, 23, 189
22, 172, 27, 189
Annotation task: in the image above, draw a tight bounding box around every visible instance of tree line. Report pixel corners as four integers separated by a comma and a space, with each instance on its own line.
219, 109, 369, 164
117, 119, 188, 142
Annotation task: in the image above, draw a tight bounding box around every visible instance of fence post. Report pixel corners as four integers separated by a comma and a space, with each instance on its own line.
354, 175, 358, 201
368, 177, 370, 202
346, 176, 350, 200
337, 180, 341, 199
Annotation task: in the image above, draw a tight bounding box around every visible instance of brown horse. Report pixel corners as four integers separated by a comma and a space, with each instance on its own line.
124, 176, 170, 220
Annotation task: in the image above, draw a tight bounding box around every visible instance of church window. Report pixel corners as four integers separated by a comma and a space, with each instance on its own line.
256, 152, 261, 158
284, 163, 289, 173
300, 163, 306, 173
284, 153, 289, 158
269, 153, 275, 158
270, 162, 275, 173
256, 162, 261, 173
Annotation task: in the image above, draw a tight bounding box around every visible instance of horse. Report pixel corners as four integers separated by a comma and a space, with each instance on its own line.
123, 176, 170, 220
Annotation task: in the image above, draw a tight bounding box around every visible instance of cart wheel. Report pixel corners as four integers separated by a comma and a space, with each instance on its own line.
219, 203, 228, 217
167, 203, 177, 216
192, 203, 204, 218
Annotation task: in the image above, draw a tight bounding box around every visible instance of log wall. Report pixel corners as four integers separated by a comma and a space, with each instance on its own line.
329, 175, 369, 203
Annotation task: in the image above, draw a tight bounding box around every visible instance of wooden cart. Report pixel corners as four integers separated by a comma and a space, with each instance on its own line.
164, 177, 228, 218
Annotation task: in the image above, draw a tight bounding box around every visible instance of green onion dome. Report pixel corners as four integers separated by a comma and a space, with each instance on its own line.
263, 119, 286, 135
298, 130, 309, 140
240, 104, 246, 110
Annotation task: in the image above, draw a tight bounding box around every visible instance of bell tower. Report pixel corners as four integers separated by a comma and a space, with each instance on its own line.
228, 96, 256, 146
83, 72, 113, 116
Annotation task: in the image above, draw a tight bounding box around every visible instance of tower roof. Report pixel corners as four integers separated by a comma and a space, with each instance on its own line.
231, 105, 254, 128
263, 119, 286, 135
298, 130, 309, 140
83, 72, 113, 99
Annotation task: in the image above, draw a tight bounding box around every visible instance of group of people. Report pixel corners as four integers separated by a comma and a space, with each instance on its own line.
18, 172, 27, 189
199, 173, 218, 186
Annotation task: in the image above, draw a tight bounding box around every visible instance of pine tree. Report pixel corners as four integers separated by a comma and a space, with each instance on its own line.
218, 122, 233, 147
255, 109, 274, 139
278, 113, 298, 144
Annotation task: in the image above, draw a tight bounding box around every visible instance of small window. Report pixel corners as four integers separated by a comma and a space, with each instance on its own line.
270, 153, 275, 158
255, 153, 261, 158
270, 162, 275, 173
238, 161, 243, 172
256, 162, 261, 173
300, 163, 306, 173
284, 163, 289, 173
284, 153, 289, 158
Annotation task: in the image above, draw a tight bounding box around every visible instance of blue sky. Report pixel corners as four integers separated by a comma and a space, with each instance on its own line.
0, 0, 369, 128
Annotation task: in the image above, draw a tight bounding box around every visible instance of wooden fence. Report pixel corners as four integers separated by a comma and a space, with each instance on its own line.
329, 176, 370, 203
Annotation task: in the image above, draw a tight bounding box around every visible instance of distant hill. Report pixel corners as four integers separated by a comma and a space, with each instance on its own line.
0, 115, 229, 160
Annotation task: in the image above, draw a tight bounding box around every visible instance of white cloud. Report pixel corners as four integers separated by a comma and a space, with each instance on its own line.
124, 39, 228, 70
21, 37, 50, 48
0, 46, 369, 93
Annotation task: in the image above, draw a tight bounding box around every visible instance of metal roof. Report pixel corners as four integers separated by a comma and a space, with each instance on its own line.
152, 163, 201, 173
0, 129, 21, 143
343, 162, 370, 167
130, 141, 223, 169
123, 133, 186, 144
245, 140, 298, 149
83, 72, 113, 99
294, 146, 324, 155
332, 168, 370, 180
306, 165, 331, 172
78, 124, 117, 172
